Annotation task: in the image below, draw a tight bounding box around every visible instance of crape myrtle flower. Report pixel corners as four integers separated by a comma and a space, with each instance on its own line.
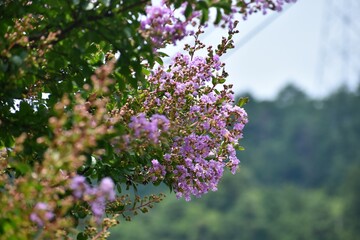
245, 0, 297, 16
98, 177, 116, 201
70, 175, 89, 199
30, 202, 55, 227
70, 176, 116, 219
149, 159, 167, 182
140, 2, 198, 48
133, 48, 248, 201
128, 113, 170, 144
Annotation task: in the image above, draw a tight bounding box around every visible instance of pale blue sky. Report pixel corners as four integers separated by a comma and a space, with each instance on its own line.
225, 0, 324, 99
224, 0, 360, 99
163, 0, 359, 99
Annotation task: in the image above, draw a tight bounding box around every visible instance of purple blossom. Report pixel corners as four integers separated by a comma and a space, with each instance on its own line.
172, 159, 225, 201
164, 153, 171, 161
234, 122, 245, 131
30, 213, 43, 227
221, 6, 238, 29
190, 105, 200, 113
149, 159, 166, 181
212, 55, 222, 70
140, 2, 197, 47
90, 196, 106, 219
70, 175, 89, 199
30, 202, 54, 227
246, 0, 297, 16
151, 114, 170, 131
129, 113, 169, 144
88, 178, 116, 220
126, 35, 249, 201
99, 177, 116, 201
229, 156, 240, 174
69, 175, 116, 220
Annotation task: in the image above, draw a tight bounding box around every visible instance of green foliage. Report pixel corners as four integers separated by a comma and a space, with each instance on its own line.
243, 84, 360, 189
0, 0, 299, 238
0, 0, 265, 238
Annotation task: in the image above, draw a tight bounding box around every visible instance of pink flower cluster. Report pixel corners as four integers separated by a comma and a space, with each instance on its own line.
221, 0, 297, 24
143, 52, 248, 201
70, 176, 115, 219
140, 0, 297, 45
248, 0, 297, 15
128, 113, 170, 144
30, 202, 55, 227
140, 2, 197, 47
149, 159, 166, 182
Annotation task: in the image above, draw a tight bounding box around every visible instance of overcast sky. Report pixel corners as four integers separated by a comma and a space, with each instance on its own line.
225, 0, 323, 99
223, 0, 360, 99
224, 0, 324, 99
162, 0, 359, 100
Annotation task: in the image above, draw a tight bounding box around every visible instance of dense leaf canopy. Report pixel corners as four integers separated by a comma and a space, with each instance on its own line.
0, 0, 295, 239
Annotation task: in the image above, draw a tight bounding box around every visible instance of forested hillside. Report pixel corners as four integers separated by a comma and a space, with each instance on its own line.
111, 84, 360, 240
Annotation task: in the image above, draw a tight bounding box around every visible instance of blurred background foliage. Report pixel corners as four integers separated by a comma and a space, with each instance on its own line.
110, 84, 360, 240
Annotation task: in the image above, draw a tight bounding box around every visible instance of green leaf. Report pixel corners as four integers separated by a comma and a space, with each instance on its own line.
235, 145, 245, 151
77, 210, 88, 219
153, 180, 162, 186
184, 3, 193, 19
215, 8, 222, 25
212, 77, 217, 85
200, 8, 209, 24
197, 1, 209, 10
142, 68, 151, 76
218, 78, 226, 84
1, 134, 14, 147
237, 97, 249, 107
174, 1, 182, 8
77, 232, 88, 240
154, 56, 164, 66
157, 52, 169, 58
112, 204, 125, 212
12, 163, 31, 174
117, 184, 122, 193
213, 1, 232, 14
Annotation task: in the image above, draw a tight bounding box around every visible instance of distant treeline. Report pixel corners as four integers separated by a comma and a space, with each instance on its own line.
111, 84, 360, 240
